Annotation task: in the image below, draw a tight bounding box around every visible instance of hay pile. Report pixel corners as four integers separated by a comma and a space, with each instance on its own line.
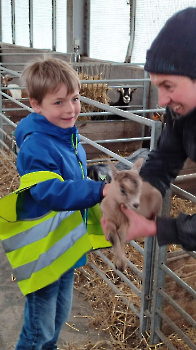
0, 156, 196, 349
78, 73, 110, 120
71, 245, 196, 350
0, 151, 19, 198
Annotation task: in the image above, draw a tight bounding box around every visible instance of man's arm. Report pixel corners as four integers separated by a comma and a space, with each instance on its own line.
140, 107, 187, 196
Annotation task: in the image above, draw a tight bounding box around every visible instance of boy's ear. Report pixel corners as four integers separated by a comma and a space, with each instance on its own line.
30, 98, 41, 114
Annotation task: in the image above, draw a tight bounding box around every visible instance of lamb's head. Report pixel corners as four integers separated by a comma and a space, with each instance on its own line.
108, 158, 143, 210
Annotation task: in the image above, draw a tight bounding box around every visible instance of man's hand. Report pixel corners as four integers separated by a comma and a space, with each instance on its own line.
101, 206, 157, 242
121, 205, 157, 241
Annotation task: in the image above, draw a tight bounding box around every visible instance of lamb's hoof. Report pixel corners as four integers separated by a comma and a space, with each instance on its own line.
115, 264, 125, 272
114, 259, 127, 272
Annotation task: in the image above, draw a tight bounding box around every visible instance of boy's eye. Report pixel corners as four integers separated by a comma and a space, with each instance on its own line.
55, 101, 62, 105
73, 97, 79, 102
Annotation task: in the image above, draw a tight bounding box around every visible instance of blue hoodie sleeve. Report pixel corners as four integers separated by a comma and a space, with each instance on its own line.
16, 127, 105, 212
30, 178, 104, 211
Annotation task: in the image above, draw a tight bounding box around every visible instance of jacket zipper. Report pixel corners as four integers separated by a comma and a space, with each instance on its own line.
71, 134, 87, 226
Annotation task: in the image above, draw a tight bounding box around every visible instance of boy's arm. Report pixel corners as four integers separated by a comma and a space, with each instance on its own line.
30, 177, 106, 212
17, 137, 106, 212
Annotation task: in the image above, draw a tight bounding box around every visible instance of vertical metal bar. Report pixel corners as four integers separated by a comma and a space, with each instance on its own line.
150, 120, 162, 150
140, 117, 165, 336
140, 235, 156, 335
142, 70, 149, 137
125, 0, 136, 63
149, 242, 167, 344
149, 190, 171, 344
29, 0, 33, 47
52, 0, 56, 51
11, 0, 15, 44
67, 0, 74, 57
140, 114, 168, 338
142, 70, 148, 120
83, 0, 90, 57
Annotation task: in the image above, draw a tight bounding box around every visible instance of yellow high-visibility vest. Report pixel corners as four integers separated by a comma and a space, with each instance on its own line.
0, 171, 110, 295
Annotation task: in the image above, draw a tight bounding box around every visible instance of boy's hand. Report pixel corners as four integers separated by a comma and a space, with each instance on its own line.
103, 183, 110, 197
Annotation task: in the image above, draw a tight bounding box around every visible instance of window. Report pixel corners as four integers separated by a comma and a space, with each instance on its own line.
89, 0, 130, 62
15, 0, 29, 47
131, 0, 196, 63
33, 0, 52, 49
56, 0, 67, 53
1, 0, 12, 44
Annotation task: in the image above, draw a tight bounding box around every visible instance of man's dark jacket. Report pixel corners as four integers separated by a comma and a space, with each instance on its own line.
140, 106, 196, 251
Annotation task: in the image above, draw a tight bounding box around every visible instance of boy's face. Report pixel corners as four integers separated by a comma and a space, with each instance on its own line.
30, 84, 81, 129
150, 73, 196, 116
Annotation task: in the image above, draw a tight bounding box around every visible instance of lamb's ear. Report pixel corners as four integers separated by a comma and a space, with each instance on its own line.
131, 158, 144, 173
108, 159, 118, 179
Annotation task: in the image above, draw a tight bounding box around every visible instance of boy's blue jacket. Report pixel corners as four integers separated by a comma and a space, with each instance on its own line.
15, 113, 104, 220
15, 113, 105, 268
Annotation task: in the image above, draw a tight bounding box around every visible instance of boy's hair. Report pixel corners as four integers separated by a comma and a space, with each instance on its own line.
21, 56, 80, 104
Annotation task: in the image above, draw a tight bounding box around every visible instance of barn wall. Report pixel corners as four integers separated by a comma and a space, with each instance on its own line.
0, 43, 72, 84
0, 43, 160, 112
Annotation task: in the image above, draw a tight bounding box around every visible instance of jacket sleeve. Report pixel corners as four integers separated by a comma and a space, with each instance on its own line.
140, 107, 187, 196
30, 177, 104, 212
17, 135, 105, 212
156, 213, 196, 251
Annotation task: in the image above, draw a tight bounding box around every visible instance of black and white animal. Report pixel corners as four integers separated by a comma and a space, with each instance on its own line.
111, 87, 137, 107
91, 87, 137, 120
87, 148, 150, 183
108, 87, 137, 120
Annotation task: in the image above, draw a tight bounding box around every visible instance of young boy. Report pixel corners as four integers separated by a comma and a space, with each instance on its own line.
14, 57, 109, 349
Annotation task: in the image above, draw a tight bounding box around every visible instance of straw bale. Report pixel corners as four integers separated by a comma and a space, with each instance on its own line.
78, 73, 110, 120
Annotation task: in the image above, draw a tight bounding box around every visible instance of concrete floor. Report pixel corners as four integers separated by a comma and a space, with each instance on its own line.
0, 242, 107, 350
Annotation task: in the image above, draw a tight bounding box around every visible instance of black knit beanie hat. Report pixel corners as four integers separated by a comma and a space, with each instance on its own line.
144, 7, 196, 79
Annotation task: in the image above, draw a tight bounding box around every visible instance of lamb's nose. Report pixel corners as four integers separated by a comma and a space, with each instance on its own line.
133, 203, 139, 209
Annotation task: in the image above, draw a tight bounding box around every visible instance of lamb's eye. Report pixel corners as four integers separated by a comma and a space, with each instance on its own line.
121, 188, 126, 195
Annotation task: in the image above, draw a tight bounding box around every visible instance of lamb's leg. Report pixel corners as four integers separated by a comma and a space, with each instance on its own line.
108, 224, 127, 272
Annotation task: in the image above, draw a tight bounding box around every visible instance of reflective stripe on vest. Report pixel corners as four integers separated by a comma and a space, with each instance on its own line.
0, 171, 110, 295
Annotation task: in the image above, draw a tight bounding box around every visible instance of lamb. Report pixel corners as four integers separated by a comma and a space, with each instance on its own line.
101, 159, 162, 272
